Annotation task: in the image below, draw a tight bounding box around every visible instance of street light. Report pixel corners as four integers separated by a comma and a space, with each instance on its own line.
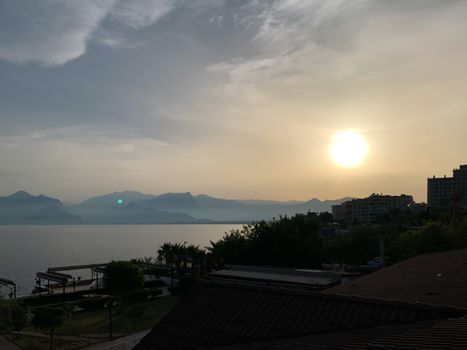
104, 298, 119, 340
183, 242, 188, 273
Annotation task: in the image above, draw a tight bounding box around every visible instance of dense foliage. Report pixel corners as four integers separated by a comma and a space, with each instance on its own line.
157, 242, 209, 276
205, 210, 467, 268
32, 305, 71, 350
209, 213, 327, 267
0, 300, 27, 332
104, 260, 144, 295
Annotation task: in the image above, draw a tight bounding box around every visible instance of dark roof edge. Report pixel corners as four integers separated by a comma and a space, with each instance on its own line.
199, 279, 466, 317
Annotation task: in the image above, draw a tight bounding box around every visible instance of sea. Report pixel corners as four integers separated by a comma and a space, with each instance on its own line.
0, 224, 242, 297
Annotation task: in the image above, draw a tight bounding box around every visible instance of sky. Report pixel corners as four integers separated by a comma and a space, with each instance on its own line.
0, 0, 466, 203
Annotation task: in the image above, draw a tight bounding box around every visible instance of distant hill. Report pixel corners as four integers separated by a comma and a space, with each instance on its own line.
177, 195, 351, 221
71, 191, 155, 212
72, 191, 351, 223
0, 190, 351, 224
0, 191, 81, 224
140, 192, 199, 210
68, 191, 209, 224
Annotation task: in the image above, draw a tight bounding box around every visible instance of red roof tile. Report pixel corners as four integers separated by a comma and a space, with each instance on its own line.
212, 317, 467, 350
133, 281, 463, 350
327, 249, 467, 310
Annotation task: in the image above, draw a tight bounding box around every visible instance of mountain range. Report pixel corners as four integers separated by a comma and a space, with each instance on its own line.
0, 191, 350, 225
0, 191, 81, 224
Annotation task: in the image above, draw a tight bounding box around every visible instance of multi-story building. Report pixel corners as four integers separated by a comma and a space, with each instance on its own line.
427, 164, 467, 210
332, 194, 415, 225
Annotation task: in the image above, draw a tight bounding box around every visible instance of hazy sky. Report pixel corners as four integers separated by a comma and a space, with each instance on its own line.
1, 0, 466, 202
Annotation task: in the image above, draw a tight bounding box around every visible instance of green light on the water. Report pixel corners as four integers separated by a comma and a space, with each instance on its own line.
117, 199, 123, 205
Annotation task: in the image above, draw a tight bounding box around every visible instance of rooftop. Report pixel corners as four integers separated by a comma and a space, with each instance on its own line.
326, 249, 467, 310
212, 316, 467, 350
134, 280, 464, 350
208, 265, 340, 289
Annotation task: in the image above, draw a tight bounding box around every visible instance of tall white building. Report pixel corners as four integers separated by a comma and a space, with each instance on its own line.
428, 164, 467, 210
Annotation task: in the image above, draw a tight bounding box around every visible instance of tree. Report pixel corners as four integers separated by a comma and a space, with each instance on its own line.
104, 260, 144, 295
325, 225, 381, 265
157, 243, 176, 265
0, 301, 27, 332
390, 222, 459, 261
157, 243, 207, 275
32, 306, 70, 350
0, 301, 11, 331
9, 302, 27, 331
209, 213, 324, 268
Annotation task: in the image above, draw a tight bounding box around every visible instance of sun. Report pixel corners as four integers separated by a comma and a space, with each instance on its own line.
330, 130, 369, 168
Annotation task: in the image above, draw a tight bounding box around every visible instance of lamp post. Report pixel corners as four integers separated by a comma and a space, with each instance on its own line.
104, 298, 118, 340
183, 242, 188, 273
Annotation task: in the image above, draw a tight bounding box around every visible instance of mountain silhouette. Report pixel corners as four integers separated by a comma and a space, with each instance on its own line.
0, 191, 80, 224
1, 190, 350, 224
72, 191, 350, 222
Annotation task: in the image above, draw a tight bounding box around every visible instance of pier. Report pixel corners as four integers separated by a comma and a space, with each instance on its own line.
33, 262, 175, 296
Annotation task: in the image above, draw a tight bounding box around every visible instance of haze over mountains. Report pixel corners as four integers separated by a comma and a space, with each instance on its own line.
0, 191, 350, 225
0, 191, 81, 224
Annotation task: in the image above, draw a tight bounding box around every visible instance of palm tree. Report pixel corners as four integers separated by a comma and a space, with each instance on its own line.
157, 243, 174, 265
157, 242, 208, 276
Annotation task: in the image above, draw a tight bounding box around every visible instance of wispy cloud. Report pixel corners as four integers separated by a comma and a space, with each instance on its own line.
1, 0, 467, 201
92, 29, 147, 49
0, 0, 183, 66
206, 0, 467, 118
110, 0, 180, 28
0, 0, 116, 66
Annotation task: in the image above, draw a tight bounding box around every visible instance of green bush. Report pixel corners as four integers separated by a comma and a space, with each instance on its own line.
104, 261, 144, 295
32, 305, 71, 350
0, 301, 27, 331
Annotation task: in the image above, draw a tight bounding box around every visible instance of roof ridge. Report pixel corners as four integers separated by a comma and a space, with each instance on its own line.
199, 280, 465, 317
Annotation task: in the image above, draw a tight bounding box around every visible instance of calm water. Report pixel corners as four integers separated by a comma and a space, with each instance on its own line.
0, 224, 241, 297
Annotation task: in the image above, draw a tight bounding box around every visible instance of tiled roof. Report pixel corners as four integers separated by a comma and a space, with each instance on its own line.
133, 281, 463, 350
327, 249, 467, 310
211, 316, 467, 350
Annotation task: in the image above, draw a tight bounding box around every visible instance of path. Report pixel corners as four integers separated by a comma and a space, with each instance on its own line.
81, 330, 150, 350
12, 330, 94, 343
9, 330, 150, 350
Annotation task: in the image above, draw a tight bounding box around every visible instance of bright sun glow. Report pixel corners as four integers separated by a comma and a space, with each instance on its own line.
330, 130, 369, 168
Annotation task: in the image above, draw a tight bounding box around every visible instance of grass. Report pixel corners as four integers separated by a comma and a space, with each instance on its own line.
6, 334, 70, 350
9, 295, 180, 349
58, 295, 180, 336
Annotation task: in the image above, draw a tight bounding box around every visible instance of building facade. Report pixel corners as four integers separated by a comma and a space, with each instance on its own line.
332, 194, 415, 225
427, 164, 467, 210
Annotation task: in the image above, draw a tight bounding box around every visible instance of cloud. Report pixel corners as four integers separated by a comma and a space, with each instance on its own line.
92, 29, 147, 49
110, 0, 180, 28
207, 0, 467, 108
205, 0, 368, 99
0, 1, 116, 66
202, 0, 467, 172
0, 0, 181, 66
